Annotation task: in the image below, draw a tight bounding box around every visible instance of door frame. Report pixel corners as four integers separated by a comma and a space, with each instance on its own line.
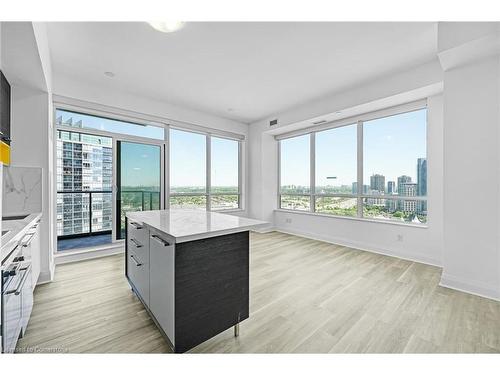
53, 103, 168, 250
113, 138, 166, 241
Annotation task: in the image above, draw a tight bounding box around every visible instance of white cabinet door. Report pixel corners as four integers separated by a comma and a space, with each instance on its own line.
149, 231, 175, 345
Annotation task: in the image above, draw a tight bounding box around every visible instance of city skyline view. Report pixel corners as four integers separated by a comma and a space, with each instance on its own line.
279, 108, 427, 223
281, 109, 427, 192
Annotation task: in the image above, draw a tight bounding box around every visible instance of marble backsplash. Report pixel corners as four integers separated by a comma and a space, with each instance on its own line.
3, 165, 43, 216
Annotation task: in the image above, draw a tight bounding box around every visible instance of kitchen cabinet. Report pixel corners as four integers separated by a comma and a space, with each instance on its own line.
0, 71, 11, 145
125, 210, 265, 353
20, 220, 41, 289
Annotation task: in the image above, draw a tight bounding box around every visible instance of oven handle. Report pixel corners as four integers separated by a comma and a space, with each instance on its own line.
5, 264, 32, 295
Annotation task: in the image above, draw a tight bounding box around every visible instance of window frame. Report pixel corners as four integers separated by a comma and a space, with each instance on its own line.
277, 100, 428, 226
52, 98, 245, 254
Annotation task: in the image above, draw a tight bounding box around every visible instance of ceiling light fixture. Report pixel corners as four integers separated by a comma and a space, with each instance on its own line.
104, 71, 115, 78
148, 21, 185, 33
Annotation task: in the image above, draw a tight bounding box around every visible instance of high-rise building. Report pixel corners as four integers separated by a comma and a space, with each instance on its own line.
370, 174, 385, 193
387, 181, 396, 194
56, 128, 113, 237
417, 158, 427, 214
417, 158, 427, 196
397, 175, 412, 194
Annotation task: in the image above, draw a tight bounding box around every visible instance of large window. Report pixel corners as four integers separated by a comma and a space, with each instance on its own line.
55, 105, 244, 253
169, 129, 242, 210
278, 105, 427, 225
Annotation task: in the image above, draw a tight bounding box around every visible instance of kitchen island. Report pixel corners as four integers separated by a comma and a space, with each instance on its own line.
125, 209, 266, 353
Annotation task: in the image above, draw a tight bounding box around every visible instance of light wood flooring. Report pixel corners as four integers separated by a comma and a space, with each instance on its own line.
17, 231, 500, 353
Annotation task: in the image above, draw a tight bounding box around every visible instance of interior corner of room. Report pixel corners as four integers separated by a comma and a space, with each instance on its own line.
1, 20, 500, 354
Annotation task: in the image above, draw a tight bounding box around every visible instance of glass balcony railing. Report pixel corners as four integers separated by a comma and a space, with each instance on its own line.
56, 190, 113, 238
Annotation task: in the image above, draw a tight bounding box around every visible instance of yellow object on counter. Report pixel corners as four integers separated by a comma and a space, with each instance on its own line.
0, 141, 10, 165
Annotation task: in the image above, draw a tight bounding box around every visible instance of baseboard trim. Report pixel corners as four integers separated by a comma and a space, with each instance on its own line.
440, 273, 500, 301
273, 226, 442, 268
55, 244, 125, 265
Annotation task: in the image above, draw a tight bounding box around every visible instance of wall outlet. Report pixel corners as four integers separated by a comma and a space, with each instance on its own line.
285, 218, 292, 224
397, 234, 403, 242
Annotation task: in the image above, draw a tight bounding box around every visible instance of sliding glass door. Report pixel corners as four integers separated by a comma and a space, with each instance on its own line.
116, 141, 163, 239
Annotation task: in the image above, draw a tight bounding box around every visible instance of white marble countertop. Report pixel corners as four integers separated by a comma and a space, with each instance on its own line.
126, 209, 267, 243
1, 213, 42, 264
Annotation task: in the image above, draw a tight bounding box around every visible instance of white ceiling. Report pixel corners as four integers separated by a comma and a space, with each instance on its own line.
46, 22, 438, 124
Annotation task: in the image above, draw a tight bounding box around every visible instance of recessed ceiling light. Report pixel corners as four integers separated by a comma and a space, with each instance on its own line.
104, 71, 115, 78
148, 21, 185, 33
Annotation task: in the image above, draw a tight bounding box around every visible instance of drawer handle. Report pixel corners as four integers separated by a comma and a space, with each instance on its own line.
130, 222, 143, 229
130, 254, 143, 267
130, 238, 143, 248
21, 233, 36, 247
151, 234, 170, 247
6, 264, 32, 295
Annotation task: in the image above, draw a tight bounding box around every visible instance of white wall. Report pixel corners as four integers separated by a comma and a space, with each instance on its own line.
10, 85, 53, 282
248, 62, 444, 266
438, 23, 500, 299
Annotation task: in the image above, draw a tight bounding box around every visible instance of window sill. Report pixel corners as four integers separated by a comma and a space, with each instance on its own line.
274, 209, 428, 229
212, 208, 245, 214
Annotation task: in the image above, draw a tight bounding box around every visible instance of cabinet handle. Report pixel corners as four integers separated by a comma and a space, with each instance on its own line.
130, 238, 143, 248
130, 254, 143, 267
130, 222, 143, 229
21, 233, 35, 247
6, 264, 31, 295
151, 234, 170, 247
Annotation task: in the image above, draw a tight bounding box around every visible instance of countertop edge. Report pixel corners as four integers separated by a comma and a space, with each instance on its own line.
1, 212, 43, 264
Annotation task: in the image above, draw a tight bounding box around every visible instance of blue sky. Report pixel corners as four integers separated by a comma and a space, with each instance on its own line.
120, 142, 161, 188
281, 109, 427, 188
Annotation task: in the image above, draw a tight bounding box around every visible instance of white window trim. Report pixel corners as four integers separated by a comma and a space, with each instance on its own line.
277, 100, 428, 227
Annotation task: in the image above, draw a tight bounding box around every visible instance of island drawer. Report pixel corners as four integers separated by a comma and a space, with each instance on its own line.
127, 220, 148, 247
127, 237, 150, 265
127, 249, 150, 307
